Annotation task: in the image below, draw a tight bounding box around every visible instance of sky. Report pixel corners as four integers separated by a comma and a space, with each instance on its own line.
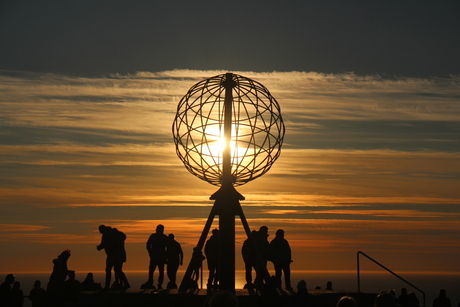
0, 0, 459, 283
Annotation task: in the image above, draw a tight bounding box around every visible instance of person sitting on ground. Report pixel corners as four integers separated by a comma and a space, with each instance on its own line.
80, 273, 102, 291
63, 271, 81, 302
292, 280, 315, 307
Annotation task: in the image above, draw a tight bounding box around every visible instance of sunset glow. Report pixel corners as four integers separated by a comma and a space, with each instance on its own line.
0, 70, 458, 281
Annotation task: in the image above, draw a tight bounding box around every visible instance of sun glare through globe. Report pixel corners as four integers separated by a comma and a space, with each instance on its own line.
172, 73, 285, 187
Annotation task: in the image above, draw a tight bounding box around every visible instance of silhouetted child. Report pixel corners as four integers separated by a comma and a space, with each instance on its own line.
29, 280, 46, 307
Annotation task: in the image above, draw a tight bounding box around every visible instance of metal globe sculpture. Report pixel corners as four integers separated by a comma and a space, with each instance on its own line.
172, 73, 285, 187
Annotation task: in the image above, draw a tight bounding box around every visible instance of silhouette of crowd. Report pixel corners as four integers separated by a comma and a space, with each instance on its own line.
1, 222, 457, 307
0, 223, 186, 306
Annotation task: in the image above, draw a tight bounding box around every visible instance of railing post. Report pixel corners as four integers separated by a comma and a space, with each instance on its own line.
357, 251, 361, 294
357, 251, 362, 306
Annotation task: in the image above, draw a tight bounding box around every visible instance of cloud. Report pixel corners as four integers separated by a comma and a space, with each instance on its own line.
0, 224, 50, 232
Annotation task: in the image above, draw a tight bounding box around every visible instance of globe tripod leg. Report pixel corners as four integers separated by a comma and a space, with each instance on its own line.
179, 207, 216, 292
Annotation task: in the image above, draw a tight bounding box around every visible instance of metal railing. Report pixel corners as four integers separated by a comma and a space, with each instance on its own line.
357, 251, 425, 307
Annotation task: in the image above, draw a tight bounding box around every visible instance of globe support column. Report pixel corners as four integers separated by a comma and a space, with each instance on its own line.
218, 72, 237, 291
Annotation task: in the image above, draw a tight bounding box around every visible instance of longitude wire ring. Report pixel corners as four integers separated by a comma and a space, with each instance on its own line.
173, 73, 284, 187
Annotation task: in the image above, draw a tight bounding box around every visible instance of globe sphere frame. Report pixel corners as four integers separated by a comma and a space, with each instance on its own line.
172, 73, 285, 187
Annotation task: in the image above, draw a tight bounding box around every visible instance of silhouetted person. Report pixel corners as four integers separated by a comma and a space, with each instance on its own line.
408, 292, 420, 307
292, 280, 315, 307
166, 233, 183, 289
374, 291, 397, 307
0, 274, 15, 306
269, 229, 292, 290
28, 280, 46, 307
204, 228, 219, 289
433, 289, 451, 307
254, 225, 271, 286
259, 275, 282, 307
205, 290, 239, 307
97, 225, 115, 289
97, 225, 130, 290
389, 289, 396, 298
337, 296, 357, 307
398, 287, 410, 307
10, 282, 23, 307
111, 227, 130, 290
63, 271, 80, 302
189, 247, 205, 290
80, 273, 102, 291
242, 230, 257, 289
326, 281, 333, 291
47, 249, 72, 304
144, 224, 168, 289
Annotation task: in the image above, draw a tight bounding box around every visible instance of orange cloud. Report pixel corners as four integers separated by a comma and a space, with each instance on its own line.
0, 224, 50, 232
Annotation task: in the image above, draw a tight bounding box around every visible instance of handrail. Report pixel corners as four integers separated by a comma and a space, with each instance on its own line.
357, 251, 425, 307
